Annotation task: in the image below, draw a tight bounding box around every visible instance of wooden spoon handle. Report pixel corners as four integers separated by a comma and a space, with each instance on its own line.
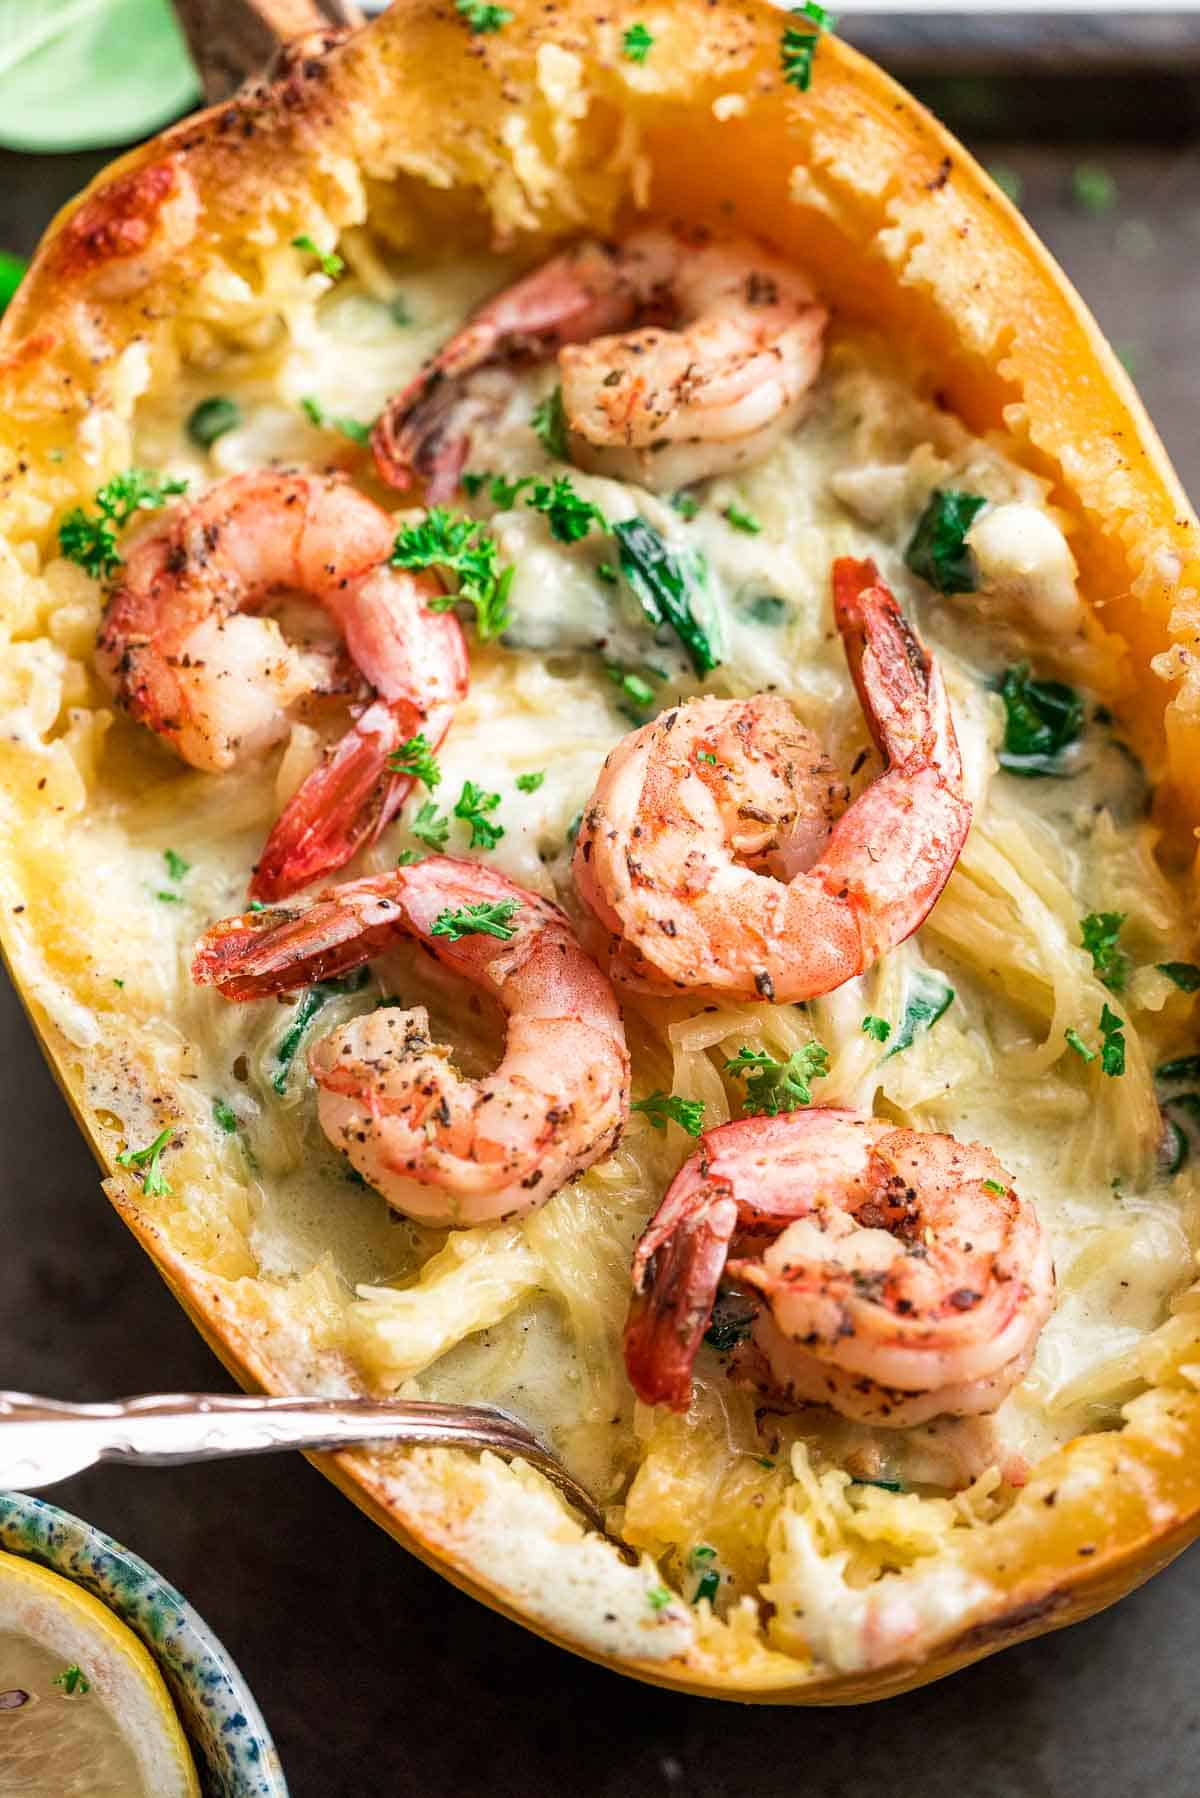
170, 0, 366, 102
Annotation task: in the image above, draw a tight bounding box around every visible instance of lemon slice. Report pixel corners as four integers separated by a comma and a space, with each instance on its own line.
0, 1548, 199, 1797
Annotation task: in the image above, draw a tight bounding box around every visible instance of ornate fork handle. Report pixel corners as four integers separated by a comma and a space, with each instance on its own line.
0, 1391, 619, 1546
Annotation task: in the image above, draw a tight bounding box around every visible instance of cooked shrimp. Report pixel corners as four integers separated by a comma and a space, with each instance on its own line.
372, 228, 827, 497
624, 1109, 1054, 1425
191, 858, 630, 1226
96, 471, 468, 901
574, 558, 972, 1002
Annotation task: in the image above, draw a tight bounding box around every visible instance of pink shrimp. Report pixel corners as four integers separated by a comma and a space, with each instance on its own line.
95, 470, 467, 901
372, 228, 827, 497
573, 558, 972, 1002
624, 1109, 1055, 1426
191, 858, 630, 1226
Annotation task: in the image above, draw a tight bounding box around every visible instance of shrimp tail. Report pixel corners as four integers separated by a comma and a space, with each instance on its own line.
249, 699, 418, 903
624, 1160, 739, 1411
192, 874, 406, 998
371, 243, 642, 496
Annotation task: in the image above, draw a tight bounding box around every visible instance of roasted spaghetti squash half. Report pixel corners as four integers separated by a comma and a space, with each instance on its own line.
2, 0, 1200, 1702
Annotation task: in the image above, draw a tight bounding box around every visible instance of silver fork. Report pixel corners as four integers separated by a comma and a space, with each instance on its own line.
0, 1391, 630, 1555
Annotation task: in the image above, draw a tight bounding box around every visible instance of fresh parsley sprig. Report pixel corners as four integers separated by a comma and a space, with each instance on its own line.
781, 2, 837, 93
456, 0, 512, 31
301, 396, 372, 446
531, 386, 569, 458
391, 508, 512, 640
410, 802, 450, 852
431, 899, 521, 942
453, 780, 504, 850
632, 1090, 706, 1136
724, 1042, 830, 1115
59, 469, 188, 581
1080, 911, 1129, 992
622, 22, 654, 62
116, 1127, 173, 1197
389, 733, 442, 790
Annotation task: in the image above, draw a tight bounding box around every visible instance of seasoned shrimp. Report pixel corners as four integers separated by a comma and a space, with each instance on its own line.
191, 858, 630, 1226
624, 1109, 1055, 1425
574, 558, 971, 1002
96, 471, 468, 901
372, 228, 827, 497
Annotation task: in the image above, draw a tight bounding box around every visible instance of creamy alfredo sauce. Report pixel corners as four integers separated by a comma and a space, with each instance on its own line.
116, 246, 1200, 1508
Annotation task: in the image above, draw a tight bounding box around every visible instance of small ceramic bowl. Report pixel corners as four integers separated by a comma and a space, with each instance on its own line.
0, 1490, 287, 1797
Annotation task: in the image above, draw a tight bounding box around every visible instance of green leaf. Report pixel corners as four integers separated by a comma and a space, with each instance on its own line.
389, 733, 441, 790
996, 663, 1084, 777
613, 516, 719, 677
212, 1098, 239, 1134
885, 970, 954, 1058
670, 491, 699, 521
1158, 962, 1200, 993
59, 467, 188, 581
703, 1290, 755, 1352
52, 1663, 90, 1696
905, 489, 987, 595
515, 771, 545, 793
410, 801, 450, 853
780, 2, 837, 92
300, 396, 371, 444
1080, 911, 1128, 992
861, 1015, 890, 1043
531, 386, 569, 460
525, 475, 608, 545
115, 1126, 172, 1197
1065, 1026, 1096, 1064
271, 970, 367, 1095
430, 899, 521, 942
187, 396, 240, 449
162, 848, 190, 883
0, 249, 26, 313
622, 21, 653, 62
632, 1090, 706, 1136
692, 1568, 720, 1605
725, 1041, 830, 1115
0, 0, 199, 153
1099, 1003, 1126, 1078
392, 508, 512, 640
724, 504, 761, 535
453, 779, 504, 851
456, 0, 512, 31
292, 235, 344, 280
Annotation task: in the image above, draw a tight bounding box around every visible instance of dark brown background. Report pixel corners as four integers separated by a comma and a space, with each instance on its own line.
3, 19, 1200, 1795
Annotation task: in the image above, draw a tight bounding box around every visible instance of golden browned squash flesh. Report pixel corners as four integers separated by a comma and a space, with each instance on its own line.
1, 0, 1200, 1703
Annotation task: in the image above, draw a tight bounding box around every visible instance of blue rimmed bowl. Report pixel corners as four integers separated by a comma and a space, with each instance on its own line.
0, 1491, 287, 1797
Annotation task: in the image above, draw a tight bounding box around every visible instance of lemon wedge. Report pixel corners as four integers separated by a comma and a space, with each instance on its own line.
0, 1548, 199, 1797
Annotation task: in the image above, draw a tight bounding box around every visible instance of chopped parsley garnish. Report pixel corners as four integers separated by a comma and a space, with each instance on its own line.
300, 398, 371, 446
391, 508, 512, 640
781, 2, 836, 92
1099, 1003, 1126, 1078
531, 386, 569, 459
154, 890, 183, 904
187, 396, 241, 449
724, 504, 761, 535
982, 1179, 1007, 1197
607, 663, 658, 718
515, 771, 545, 793
905, 489, 986, 595
396, 849, 424, 866
850, 1476, 905, 1492
291, 233, 344, 278
0, 249, 26, 314
116, 1127, 173, 1197
389, 733, 441, 790
468, 471, 531, 507
53, 1664, 90, 1696
697, 750, 717, 766
632, 1091, 706, 1136
248, 900, 266, 913
646, 1585, 673, 1612
692, 1568, 720, 1605
670, 491, 700, 521
1158, 962, 1200, 993
885, 970, 954, 1058
430, 899, 521, 942
1065, 1027, 1096, 1064
59, 469, 188, 581
622, 21, 654, 62
271, 971, 367, 1094
453, 780, 504, 850
212, 1098, 239, 1134
527, 475, 608, 544
862, 1015, 891, 1043
996, 663, 1085, 777
390, 296, 413, 327
596, 562, 618, 585
163, 848, 190, 882
725, 1041, 830, 1115
1071, 164, 1117, 217
1080, 911, 1128, 992
410, 801, 450, 852
613, 516, 719, 677
704, 1290, 755, 1351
